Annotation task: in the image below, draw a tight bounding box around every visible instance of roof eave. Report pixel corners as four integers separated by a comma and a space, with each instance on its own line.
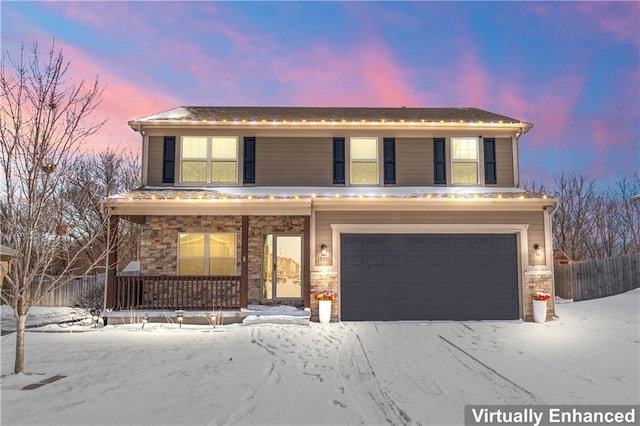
127, 120, 533, 133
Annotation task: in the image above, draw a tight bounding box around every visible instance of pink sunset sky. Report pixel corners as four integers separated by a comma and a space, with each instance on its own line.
2, 1, 638, 186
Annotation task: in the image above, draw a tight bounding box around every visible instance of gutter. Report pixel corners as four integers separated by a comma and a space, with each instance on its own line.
547, 200, 560, 319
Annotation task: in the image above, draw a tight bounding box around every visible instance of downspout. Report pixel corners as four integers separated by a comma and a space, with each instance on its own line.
138, 126, 148, 187
513, 130, 522, 188
547, 200, 560, 319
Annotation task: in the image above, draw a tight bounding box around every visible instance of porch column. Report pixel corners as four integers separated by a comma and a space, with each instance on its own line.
303, 216, 311, 308
105, 214, 119, 310
240, 216, 249, 309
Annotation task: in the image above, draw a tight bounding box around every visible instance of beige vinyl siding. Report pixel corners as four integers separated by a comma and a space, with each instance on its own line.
315, 210, 545, 266
494, 137, 514, 187
143, 129, 519, 188
256, 137, 333, 186
147, 136, 166, 186
395, 138, 433, 186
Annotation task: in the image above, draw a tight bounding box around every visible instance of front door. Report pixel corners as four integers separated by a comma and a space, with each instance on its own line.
263, 235, 303, 299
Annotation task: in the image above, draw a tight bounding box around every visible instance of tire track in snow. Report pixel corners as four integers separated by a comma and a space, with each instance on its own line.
438, 334, 545, 404
212, 327, 281, 426
337, 325, 419, 426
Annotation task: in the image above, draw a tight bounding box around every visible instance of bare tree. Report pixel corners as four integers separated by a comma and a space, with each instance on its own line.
524, 173, 640, 261
611, 175, 640, 255
62, 148, 141, 273
549, 173, 599, 261
0, 41, 105, 373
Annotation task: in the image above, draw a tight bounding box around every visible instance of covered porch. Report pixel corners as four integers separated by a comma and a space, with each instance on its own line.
103, 194, 312, 313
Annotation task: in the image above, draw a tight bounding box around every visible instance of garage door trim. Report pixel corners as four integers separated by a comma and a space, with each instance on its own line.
329, 223, 529, 320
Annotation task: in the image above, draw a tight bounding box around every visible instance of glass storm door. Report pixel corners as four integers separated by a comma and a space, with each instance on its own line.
263, 235, 302, 299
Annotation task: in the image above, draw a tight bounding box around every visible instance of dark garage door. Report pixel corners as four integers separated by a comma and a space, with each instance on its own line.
340, 234, 519, 321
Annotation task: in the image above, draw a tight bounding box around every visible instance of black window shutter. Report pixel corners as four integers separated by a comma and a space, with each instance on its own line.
433, 138, 446, 184
243, 137, 256, 184
383, 138, 396, 184
484, 138, 497, 184
162, 136, 175, 184
333, 137, 345, 184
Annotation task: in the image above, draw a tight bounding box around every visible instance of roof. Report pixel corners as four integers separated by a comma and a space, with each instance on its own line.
128, 106, 533, 131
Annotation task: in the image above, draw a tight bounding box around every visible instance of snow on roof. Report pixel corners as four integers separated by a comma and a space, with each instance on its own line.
106, 186, 554, 202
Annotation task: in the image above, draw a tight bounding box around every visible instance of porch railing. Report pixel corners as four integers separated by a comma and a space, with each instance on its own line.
111, 275, 241, 311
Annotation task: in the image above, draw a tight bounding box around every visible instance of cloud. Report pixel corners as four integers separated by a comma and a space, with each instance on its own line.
528, 2, 639, 47
265, 39, 431, 107
54, 42, 181, 153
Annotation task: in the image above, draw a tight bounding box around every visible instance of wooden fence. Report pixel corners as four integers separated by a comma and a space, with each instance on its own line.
31, 274, 105, 307
554, 252, 640, 301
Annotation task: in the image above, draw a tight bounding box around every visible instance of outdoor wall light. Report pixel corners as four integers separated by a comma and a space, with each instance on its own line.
321, 244, 328, 256
534, 243, 543, 256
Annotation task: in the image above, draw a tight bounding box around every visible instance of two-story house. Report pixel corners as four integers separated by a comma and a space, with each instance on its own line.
102, 106, 556, 323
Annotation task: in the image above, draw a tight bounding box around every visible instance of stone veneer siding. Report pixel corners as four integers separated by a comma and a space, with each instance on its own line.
140, 215, 306, 306
523, 272, 554, 322
310, 272, 339, 322
140, 216, 244, 275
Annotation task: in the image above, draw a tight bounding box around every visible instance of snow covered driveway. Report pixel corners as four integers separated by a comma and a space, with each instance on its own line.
1, 289, 638, 425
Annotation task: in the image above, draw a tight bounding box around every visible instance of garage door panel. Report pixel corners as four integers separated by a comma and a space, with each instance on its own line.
407, 253, 428, 265
365, 254, 384, 265
342, 253, 362, 265
428, 253, 450, 265
407, 235, 427, 248
341, 265, 363, 282
384, 235, 406, 250
364, 235, 384, 247
385, 254, 406, 265
341, 233, 519, 321
384, 267, 407, 282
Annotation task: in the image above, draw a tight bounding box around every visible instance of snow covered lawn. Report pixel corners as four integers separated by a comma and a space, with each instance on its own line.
1, 289, 638, 425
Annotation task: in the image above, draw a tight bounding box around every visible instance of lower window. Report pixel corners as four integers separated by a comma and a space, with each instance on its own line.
178, 233, 236, 275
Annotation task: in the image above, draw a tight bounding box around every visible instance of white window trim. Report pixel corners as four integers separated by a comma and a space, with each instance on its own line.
179, 136, 239, 185
450, 136, 480, 186
349, 136, 380, 186
177, 233, 237, 276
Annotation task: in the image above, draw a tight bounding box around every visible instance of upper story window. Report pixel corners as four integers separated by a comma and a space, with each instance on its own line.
180, 136, 238, 184
178, 233, 236, 276
350, 137, 378, 184
451, 137, 479, 185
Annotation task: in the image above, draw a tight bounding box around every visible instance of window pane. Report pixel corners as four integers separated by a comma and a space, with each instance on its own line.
452, 138, 478, 160
179, 234, 205, 256
211, 161, 237, 183
209, 234, 235, 257
452, 163, 479, 184
263, 235, 273, 299
182, 137, 207, 159
212, 137, 237, 159
178, 258, 205, 275
351, 137, 377, 160
181, 161, 207, 182
351, 162, 378, 184
209, 258, 236, 275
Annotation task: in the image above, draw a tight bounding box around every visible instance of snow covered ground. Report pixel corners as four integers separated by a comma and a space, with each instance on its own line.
1, 289, 638, 425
